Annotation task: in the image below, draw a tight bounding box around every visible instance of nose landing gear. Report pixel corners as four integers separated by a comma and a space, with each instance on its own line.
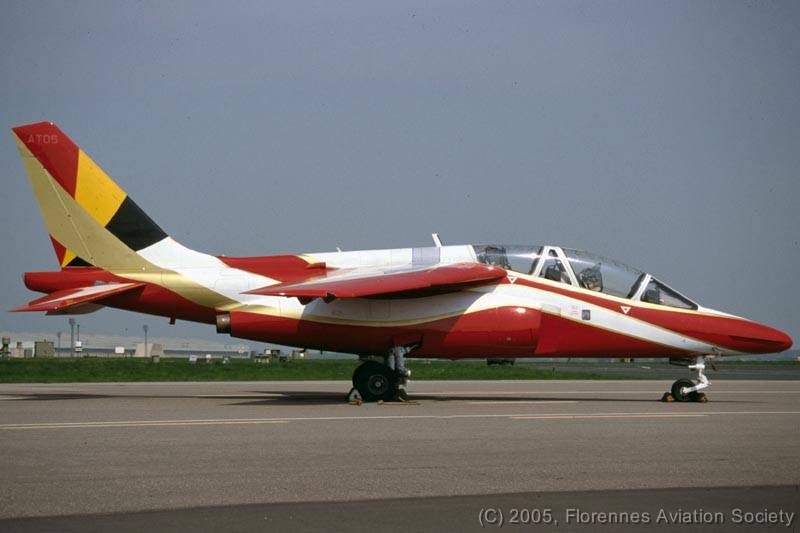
664, 355, 710, 402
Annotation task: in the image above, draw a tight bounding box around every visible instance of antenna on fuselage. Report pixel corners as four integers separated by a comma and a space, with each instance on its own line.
431, 233, 443, 248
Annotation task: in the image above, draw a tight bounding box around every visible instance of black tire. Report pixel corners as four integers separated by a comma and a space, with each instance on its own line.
671, 378, 695, 402
353, 361, 398, 402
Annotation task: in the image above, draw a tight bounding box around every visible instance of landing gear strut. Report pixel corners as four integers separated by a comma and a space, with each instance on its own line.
667, 356, 710, 402
350, 346, 413, 402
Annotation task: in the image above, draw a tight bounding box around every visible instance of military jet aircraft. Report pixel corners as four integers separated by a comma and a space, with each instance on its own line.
11, 122, 793, 402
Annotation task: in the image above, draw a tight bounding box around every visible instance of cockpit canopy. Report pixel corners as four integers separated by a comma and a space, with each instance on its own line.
473, 244, 697, 310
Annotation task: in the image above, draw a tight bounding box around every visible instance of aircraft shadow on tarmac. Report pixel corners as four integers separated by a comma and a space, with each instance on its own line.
5, 393, 115, 401
1, 390, 758, 405
223, 390, 756, 406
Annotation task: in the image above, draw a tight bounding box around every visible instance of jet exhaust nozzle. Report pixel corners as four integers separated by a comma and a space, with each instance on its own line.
216, 313, 231, 334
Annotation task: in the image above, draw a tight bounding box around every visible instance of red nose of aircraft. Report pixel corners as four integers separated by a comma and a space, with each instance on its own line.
731, 321, 793, 354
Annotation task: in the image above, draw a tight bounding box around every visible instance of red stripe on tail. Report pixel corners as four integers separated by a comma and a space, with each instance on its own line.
12, 122, 79, 197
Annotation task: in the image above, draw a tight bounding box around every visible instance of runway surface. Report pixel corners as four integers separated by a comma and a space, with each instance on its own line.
1, 380, 798, 531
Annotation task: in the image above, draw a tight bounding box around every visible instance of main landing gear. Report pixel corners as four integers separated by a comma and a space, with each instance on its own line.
664, 355, 710, 403
349, 346, 412, 402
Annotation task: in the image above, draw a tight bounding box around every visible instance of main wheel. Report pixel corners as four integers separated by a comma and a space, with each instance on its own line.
671, 378, 696, 402
353, 361, 398, 402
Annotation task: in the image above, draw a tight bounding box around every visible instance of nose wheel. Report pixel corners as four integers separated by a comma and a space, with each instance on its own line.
670, 378, 704, 402
665, 356, 710, 402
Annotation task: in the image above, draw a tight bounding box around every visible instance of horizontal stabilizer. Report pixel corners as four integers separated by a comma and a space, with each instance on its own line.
246, 262, 505, 302
11, 282, 145, 313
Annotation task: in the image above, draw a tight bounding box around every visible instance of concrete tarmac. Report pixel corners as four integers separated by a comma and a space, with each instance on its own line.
0, 380, 798, 531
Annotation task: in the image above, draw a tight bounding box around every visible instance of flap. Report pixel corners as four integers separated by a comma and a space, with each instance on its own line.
246, 262, 505, 302
11, 282, 146, 313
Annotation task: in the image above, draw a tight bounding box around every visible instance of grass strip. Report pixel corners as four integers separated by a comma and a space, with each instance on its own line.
0, 358, 627, 383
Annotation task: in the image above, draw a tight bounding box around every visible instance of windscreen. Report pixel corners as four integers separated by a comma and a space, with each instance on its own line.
640, 278, 697, 310
563, 248, 645, 298
473, 245, 542, 275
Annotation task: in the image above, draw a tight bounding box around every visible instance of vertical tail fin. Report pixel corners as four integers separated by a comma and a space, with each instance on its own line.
11, 122, 167, 269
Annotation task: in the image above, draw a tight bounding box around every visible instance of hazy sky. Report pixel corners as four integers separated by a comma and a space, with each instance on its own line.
1, 1, 798, 346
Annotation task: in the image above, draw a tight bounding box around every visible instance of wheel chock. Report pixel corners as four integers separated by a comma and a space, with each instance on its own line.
661, 392, 675, 402
695, 393, 708, 403
347, 387, 363, 405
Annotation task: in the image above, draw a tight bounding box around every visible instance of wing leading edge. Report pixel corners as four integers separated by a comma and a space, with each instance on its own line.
246, 262, 506, 303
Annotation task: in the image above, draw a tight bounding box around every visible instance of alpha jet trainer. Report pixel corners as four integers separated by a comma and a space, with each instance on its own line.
11, 122, 793, 401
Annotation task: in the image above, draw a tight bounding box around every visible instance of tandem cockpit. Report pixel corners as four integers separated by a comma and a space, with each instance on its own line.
473, 244, 697, 310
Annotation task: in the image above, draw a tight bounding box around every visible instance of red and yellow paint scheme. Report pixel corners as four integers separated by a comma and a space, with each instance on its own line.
10, 122, 793, 401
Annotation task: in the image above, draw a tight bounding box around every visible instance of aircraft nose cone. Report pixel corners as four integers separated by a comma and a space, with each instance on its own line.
760, 325, 793, 352
732, 323, 793, 353
775, 330, 793, 352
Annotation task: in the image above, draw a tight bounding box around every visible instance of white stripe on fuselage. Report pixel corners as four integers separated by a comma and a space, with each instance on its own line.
310, 245, 477, 268
480, 284, 724, 354
137, 237, 280, 306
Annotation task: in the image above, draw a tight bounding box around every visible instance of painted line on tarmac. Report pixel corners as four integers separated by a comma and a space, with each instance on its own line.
467, 400, 579, 405
423, 390, 800, 395
195, 394, 283, 398
0, 419, 289, 430
2, 410, 800, 431
510, 410, 800, 420
512, 413, 707, 420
